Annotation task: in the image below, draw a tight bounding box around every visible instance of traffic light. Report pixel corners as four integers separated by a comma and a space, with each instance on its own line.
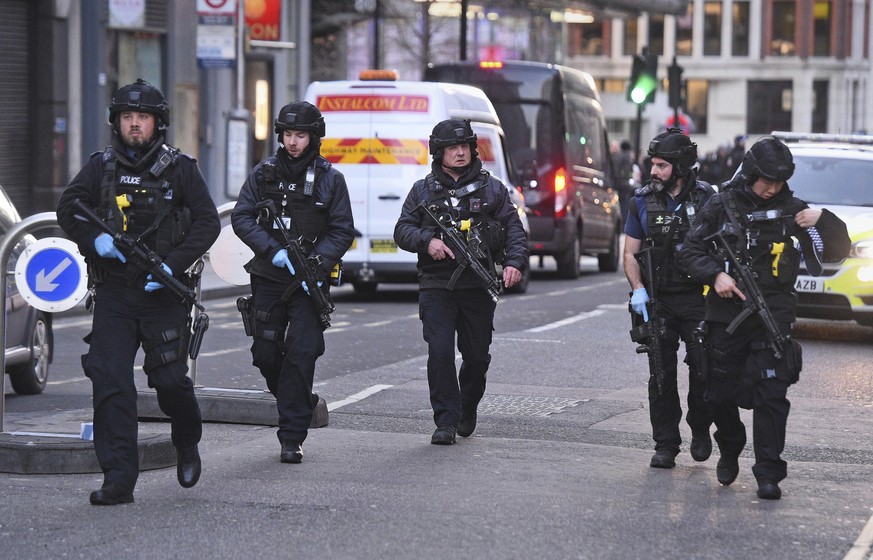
668, 58, 685, 109
627, 51, 658, 105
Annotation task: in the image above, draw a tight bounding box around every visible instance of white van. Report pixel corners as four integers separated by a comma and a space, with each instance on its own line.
305, 75, 529, 293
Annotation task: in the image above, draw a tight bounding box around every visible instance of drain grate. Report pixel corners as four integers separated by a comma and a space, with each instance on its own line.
477, 395, 581, 417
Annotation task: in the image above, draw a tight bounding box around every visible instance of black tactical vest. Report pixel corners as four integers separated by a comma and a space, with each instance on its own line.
256, 155, 329, 249
642, 184, 708, 291
99, 146, 190, 258
723, 189, 803, 290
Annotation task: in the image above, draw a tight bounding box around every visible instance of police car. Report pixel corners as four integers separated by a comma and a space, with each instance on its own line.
773, 132, 873, 327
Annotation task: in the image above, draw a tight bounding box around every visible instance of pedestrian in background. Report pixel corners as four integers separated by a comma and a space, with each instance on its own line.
678, 136, 850, 499
624, 128, 715, 469
232, 101, 354, 464
57, 79, 220, 505
394, 119, 528, 445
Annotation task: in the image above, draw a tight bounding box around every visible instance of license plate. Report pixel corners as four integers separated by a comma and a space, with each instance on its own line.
795, 276, 824, 293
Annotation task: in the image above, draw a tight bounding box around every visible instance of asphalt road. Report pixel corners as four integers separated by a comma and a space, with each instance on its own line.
3, 258, 873, 560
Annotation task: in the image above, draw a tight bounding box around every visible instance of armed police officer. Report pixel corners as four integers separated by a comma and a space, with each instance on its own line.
57, 79, 220, 505
232, 101, 354, 464
394, 119, 528, 445
624, 128, 715, 469
678, 136, 850, 499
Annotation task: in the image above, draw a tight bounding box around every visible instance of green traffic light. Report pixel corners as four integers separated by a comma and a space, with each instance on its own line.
630, 74, 658, 105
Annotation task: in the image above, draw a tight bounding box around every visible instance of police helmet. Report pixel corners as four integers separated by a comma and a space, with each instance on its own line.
109, 79, 170, 132
741, 136, 795, 182
428, 119, 478, 157
274, 101, 326, 142
647, 127, 698, 177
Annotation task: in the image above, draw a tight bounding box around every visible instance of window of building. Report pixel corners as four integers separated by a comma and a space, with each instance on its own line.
566, 15, 608, 56
732, 1, 750, 56
813, 1, 832, 56
648, 13, 665, 56
771, 1, 796, 56
703, 2, 722, 56
623, 17, 638, 55
600, 78, 627, 95
747, 80, 792, 132
812, 79, 829, 132
685, 79, 709, 134
675, 5, 693, 56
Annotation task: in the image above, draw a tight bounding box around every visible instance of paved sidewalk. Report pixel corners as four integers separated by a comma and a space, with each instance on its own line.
0, 265, 333, 475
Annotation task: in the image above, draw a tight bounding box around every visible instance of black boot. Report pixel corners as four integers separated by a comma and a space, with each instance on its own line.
458, 408, 477, 438
431, 426, 457, 445
716, 455, 740, 486
176, 445, 201, 488
650, 449, 678, 469
280, 441, 303, 463
90, 483, 134, 506
690, 432, 713, 462
757, 480, 782, 500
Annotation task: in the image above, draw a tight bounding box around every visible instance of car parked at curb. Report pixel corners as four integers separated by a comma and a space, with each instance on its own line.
1, 184, 53, 394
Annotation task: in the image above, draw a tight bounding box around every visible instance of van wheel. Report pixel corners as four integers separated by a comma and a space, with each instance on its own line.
598, 225, 621, 273
8, 312, 51, 395
352, 281, 378, 294
556, 235, 580, 279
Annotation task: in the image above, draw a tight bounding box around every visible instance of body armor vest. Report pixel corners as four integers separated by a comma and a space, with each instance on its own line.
722, 189, 802, 290
256, 156, 329, 251
99, 147, 190, 258
642, 184, 708, 292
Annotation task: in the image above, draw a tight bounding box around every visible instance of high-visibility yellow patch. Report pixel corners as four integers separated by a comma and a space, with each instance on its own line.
321, 138, 429, 165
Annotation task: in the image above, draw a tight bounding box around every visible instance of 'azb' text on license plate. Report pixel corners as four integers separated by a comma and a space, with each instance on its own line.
794, 275, 824, 293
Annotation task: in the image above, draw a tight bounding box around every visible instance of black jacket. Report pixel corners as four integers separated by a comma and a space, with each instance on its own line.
232, 154, 355, 285
393, 168, 528, 290
678, 178, 851, 324
57, 142, 220, 284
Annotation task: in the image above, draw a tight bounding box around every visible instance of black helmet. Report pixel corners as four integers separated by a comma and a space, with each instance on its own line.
428, 119, 477, 157
274, 101, 326, 141
741, 136, 794, 182
647, 127, 697, 177
109, 79, 170, 132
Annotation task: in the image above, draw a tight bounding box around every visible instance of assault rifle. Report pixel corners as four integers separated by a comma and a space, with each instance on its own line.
628, 245, 666, 395
256, 199, 334, 329
73, 200, 203, 312
705, 230, 788, 359
419, 202, 501, 303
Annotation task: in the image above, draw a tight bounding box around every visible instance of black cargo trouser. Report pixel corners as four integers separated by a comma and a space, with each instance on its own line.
648, 290, 712, 454
419, 288, 496, 429
83, 281, 200, 491
705, 321, 792, 483
250, 276, 325, 445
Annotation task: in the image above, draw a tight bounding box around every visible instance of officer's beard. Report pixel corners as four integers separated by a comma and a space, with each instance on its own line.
651, 175, 676, 192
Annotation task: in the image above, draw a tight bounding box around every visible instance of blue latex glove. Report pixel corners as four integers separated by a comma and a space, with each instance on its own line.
630, 287, 650, 323
300, 280, 323, 295
144, 263, 173, 292
94, 233, 126, 263
271, 249, 296, 275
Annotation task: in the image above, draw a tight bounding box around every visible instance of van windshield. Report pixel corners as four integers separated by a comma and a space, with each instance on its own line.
426, 65, 556, 169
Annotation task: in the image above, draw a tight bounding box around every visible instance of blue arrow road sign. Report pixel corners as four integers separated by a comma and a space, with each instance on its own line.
25, 247, 81, 301
15, 237, 88, 312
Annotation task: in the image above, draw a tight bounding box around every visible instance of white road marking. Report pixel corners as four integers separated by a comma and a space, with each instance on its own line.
327, 384, 393, 412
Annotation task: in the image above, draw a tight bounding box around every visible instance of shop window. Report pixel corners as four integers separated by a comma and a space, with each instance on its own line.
813, 1, 832, 56
566, 15, 608, 56
685, 79, 709, 134
812, 80, 828, 132
771, 1, 796, 56
732, 1, 750, 56
703, 2, 721, 56
675, 5, 693, 56
623, 17, 638, 55
747, 80, 792, 132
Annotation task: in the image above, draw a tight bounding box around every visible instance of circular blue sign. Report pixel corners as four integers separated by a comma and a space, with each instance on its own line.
25, 247, 82, 301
